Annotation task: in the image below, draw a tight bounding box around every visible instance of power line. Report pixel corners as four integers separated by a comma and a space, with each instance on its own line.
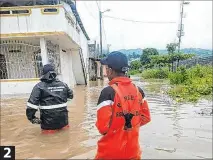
83, 2, 98, 20
95, 0, 100, 11
103, 15, 177, 24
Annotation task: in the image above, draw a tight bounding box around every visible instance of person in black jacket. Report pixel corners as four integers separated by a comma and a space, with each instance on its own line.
26, 64, 73, 132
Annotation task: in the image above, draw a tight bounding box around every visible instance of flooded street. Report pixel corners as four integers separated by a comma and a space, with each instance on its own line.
0, 79, 212, 159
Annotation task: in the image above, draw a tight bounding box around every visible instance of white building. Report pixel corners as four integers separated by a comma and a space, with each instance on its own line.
0, 0, 90, 95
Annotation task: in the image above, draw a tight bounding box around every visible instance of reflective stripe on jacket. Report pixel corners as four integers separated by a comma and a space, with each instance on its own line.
26, 72, 73, 130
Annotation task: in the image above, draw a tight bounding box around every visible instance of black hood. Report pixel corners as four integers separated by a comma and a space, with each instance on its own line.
40, 71, 57, 83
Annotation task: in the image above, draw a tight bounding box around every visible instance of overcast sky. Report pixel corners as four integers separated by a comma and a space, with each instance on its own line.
76, 1, 212, 51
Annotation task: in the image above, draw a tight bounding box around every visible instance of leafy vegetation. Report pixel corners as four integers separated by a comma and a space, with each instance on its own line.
140, 48, 159, 68
141, 68, 169, 79
127, 43, 212, 103
168, 66, 189, 85
118, 48, 212, 58
167, 65, 212, 102
130, 60, 141, 70
129, 47, 194, 76
166, 43, 177, 71
138, 65, 212, 102
138, 46, 195, 71
128, 70, 141, 75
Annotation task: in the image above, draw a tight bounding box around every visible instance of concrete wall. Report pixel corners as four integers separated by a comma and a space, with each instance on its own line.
71, 50, 85, 85
79, 27, 89, 66
61, 2, 76, 22
68, 51, 76, 87
59, 49, 76, 88
1, 80, 39, 95
0, 7, 66, 33
0, 5, 81, 46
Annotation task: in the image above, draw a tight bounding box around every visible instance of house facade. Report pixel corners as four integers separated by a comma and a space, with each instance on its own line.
0, 0, 90, 95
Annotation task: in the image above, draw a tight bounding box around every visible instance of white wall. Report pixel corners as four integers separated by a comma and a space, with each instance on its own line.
0, 6, 80, 46
0, 7, 66, 33
79, 28, 89, 75
61, 2, 77, 22
68, 51, 76, 87
1, 80, 39, 95
65, 15, 80, 45
59, 49, 76, 88
71, 50, 85, 85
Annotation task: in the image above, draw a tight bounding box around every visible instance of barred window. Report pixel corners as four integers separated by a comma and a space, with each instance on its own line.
43, 8, 58, 13
0, 41, 42, 79
0, 10, 10, 15
12, 10, 30, 14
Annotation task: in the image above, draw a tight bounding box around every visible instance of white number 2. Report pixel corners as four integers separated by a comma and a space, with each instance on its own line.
4, 147, 11, 158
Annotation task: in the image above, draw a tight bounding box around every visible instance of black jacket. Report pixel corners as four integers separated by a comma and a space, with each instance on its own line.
97, 86, 145, 106
26, 71, 73, 130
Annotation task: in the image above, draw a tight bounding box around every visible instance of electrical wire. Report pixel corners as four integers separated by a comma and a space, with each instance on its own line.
95, 0, 100, 11
83, 1, 98, 20
103, 15, 177, 24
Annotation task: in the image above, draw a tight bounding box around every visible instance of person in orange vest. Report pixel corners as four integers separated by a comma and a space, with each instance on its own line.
95, 51, 151, 159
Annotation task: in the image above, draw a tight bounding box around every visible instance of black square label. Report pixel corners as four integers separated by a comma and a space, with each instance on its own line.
0, 146, 15, 160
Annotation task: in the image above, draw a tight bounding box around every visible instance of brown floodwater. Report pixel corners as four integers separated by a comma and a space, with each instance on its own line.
0, 78, 212, 159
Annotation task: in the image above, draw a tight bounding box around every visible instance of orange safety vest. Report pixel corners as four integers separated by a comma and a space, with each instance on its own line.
95, 79, 151, 159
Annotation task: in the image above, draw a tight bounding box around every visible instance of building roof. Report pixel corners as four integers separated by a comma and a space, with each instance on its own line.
65, 0, 90, 40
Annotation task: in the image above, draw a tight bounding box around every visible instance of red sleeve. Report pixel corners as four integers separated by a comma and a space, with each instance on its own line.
140, 99, 151, 126
95, 87, 114, 135
96, 102, 113, 135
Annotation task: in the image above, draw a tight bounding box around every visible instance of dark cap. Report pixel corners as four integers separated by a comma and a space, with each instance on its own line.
100, 51, 129, 72
42, 64, 55, 75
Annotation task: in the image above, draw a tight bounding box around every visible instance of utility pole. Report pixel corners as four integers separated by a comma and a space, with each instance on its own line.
99, 11, 103, 57
98, 9, 110, 57
177, 1, 184, 53
107, 44, 111, 54
177, 0, 190, 52
98, 8, 110, 80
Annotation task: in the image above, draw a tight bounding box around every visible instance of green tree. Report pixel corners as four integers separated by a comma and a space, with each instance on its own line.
150, 54, 171, 69
166, 43, 177, 54
166, 43, 178, 72
130, 60, 142, 70
174, 53, 195, 68
140, 48, 159, 68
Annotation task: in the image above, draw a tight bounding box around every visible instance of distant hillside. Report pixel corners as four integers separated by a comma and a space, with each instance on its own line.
181, 48, 212, 57
118, 48, 212, 57
118, 48, 143, 55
